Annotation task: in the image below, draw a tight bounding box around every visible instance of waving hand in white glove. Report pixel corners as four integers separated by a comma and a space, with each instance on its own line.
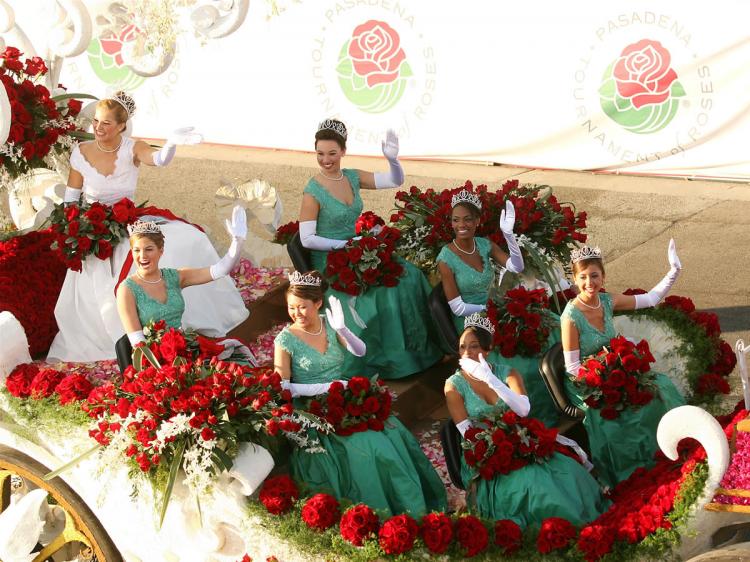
634, 238, 682, 309
210, 205, 246, 280
459, 353, 530, 416
499, 199, 524, 273
152, 127, 204, 167
374, 129, 404, 188
326, 296, 366, 356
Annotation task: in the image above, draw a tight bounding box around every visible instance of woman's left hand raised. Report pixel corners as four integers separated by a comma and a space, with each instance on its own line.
381, 129, 399, 161
668, 238, 681, 271
499, 199, 516, 234
167, 126, 204, 145
325, 295, 346, 331
226, 205, 247, 240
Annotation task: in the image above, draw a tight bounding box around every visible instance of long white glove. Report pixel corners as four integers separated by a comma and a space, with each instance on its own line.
127, 330, 146, 346
374, 129, 405, 189
448, 296, 486, 317
634, 238, 682, 309
563, 348, 581, 376
281, 379, 348, 397
210, 205, 246, 280
325, 296, 366, 357
459, 354, 530, 416
63, 185, 82, 204
299, 220, 348, 251
456, 418, 473, 437
152, 126, 203, 167
217, 338, 258, 366
499, 200, 524, 273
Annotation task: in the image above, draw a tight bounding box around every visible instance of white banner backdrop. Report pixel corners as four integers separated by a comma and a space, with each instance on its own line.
6, 0, 750, 179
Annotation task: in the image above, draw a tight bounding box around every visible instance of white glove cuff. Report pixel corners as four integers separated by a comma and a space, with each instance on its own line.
448, 296, 486, 317
336, 326, 366, 357
282, 381, 332, 398
456, 419, 473, 437
127, 330, 146, 346
152, 143, 176, 167
63, 186, 82, 204
299, 220, 348, 251
374, 157, 404, 189
563, 349, 581, 376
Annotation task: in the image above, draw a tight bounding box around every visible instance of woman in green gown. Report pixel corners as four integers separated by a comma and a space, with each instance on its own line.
298, 119, 441, 380
444, 315, 608, 527
561, 242, 686, 488
273, 270, 447, 517
437, 190, 560, 427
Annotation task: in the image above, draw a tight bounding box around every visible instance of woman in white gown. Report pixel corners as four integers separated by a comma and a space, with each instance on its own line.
47, 92, 248, 362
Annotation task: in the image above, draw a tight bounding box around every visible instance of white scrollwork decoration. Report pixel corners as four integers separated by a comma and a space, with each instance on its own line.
49, 0, 93, 58
191, 0, 249, 39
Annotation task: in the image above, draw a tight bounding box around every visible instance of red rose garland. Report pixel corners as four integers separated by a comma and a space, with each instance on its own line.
454, 514, 489, 557
576, 524, 615, 562
6, 363, 93, 406
486, 287, 555, 358
378, 513, 419, 555
419, 512, 453, 554
494, 519, 523, 555
301, 493, 340, 531
29, 368, 65, 398
340, 503, 379, 546
537, 516, 577, 554
259, 475, 299, 515
575, 336, 658, 420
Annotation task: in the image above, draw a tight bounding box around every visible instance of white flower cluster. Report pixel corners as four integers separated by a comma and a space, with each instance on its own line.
182, 432, 217, 498
152, 413, 194, 454
397, 225, 435, 264
282, 412, 330, 454
94, 410, 150, 474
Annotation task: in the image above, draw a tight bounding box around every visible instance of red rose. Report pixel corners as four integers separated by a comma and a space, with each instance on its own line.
378, 513, 418, 555
347, 376, 370, 396
621, 353, 640, 372
455, 515, 488, 557
159, 329, 188, 362
83, 204, 107, 224
613, 39, 679, 109
577, 524, 614, 562
66, 98, 82, 116
346, 246, 364, 263
348, 20, 406, 87
64, 205, 80, 221
5, 363, 39, 398
301, 493, 340, 531
29, 368, 65, 398
340, 503, 379, 546
494, 519, 522, 555
259, 475, 299, 515
419, 512, 453, 554
111, 201, 133, 223
55, 374, 94, 405
77, 236, 92, 252
697, 373, 731, 395
600, 406, 619, 420
709, 339, 737, 376
95, 239, 113, 260
196, 335, 225, 359
537, 517, 577, 554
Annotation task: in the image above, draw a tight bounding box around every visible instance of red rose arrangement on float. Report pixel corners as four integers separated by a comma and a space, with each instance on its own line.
573, 335, 659, 420
486, 286, 557, 358
48, 197, 140, 272
301, 376, 392, 436
325, 214, 404, 295
272, 220, 299, 245
259, 474, 299, 515
419, 512, 453, 554
390, 179, 587, 272
301, 493, 340, 531
454, 514, 490, 557
537, 517, 577, 554
378, 513, 419, 555
339, 503, 380, 546
5, 362, 93, 405
461, 409, 559, 480
0, 230, 66, 355
0, 46, 88, 182
136, 319, 240, 368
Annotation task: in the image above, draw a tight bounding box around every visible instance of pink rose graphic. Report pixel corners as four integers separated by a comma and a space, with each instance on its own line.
612, 39, 678, 109
100, 24, 140, 67
348, 20, 406, 87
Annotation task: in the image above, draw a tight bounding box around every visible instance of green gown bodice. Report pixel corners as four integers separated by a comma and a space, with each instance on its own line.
123, 268, 184, 329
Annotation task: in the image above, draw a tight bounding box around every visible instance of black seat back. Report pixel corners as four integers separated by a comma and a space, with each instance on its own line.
287, 231, 313, 273
538, 342, 585, 420
429, 282, 459, 354
115, 334, 133, 374
439, 419, 465, 490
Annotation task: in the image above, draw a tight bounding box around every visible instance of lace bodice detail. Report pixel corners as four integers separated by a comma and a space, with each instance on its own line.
69, 137, 139, 206
447, 372, 507, 419
303, 169, 363, 240
437, 237, 493, 305
123, 268, 185, 329
274, 317, 348, 384
561, 293, 617, 357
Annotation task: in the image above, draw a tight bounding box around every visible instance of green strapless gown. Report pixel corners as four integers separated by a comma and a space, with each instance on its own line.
123, 268, 185, 328
448, 372, 608, 527
562, 293, 686, 488
275, 319, 447, 517
304, 169, 441, 380
436, 240, 560, 426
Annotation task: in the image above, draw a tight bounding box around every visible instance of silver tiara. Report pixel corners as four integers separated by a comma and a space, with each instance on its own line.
464, 312, 495, 335
451, 189, 482, 210
111, 91, 136, 119
571, 246, 602, 264
317, 119, 347, 139
127, 220, 161, 236
288, 271, 322, 287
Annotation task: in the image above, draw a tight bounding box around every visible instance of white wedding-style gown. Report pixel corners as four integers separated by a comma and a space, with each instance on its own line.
47, 137, 249, 362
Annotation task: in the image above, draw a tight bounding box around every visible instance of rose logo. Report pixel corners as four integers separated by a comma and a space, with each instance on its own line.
87, 24, 145, 91
599, 39, 685, 134
336, 20, 413, 114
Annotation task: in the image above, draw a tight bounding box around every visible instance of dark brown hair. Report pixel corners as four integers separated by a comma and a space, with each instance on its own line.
572, 258, 605, 277
460, 325, 493, 352
315, 119, 347, 150
451, 201, 481, 220
286, 270, 329, 302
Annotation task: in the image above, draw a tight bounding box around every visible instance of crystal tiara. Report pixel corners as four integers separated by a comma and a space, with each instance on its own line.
288, 271, 322, 287
317, 119, 347, 139
127, 219, 161, 236
464, 312, 495, 335
571, 246, 602, 264
451, 189, 482, 211
110, 91, 136, 119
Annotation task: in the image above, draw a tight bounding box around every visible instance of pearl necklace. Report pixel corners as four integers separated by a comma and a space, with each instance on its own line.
453, 238, 476, 255
320, 170, 344, 181
96, 138, 122, 153
136, 270, 163, 284
298, 318, 324, 336
576, 295, 601, 310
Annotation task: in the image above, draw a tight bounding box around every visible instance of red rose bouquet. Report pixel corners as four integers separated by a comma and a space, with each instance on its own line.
574, 336, 659, 420
272, 220, 299, 245
419, 512, 453, 554
494, 519, 523, 555
462, 410, 559, 480
537, 516, 577, 554
486, 286, 557, 357
354, 210, 385, 235
378, 513, 419, 555
259, 474, 299, 515
301, 493, 340, 531
301, 376, 392, 436
325, 218, 404, 296
1, 46, 88, 184
48, 197, 141, 271
6, 362, 94, 406
454, 514, 489, 557
340, 503, 379, 546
